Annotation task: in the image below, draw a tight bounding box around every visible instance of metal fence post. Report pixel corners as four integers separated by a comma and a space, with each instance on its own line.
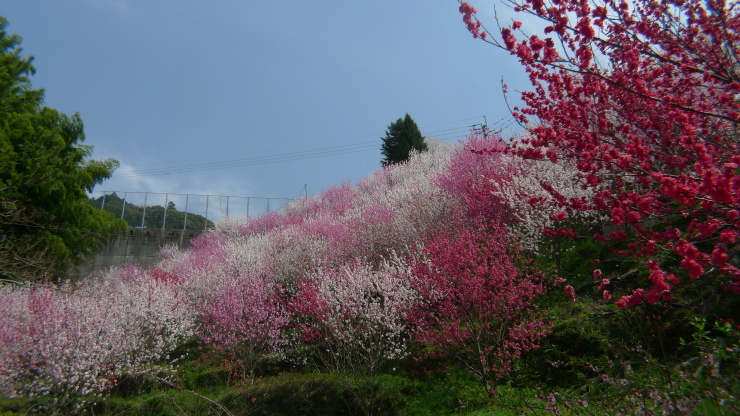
121, 192, 127, 219
162, 193, 169, 229
183, 194, 189, 230
141, 192, 148, 228
204, 195, 209, 231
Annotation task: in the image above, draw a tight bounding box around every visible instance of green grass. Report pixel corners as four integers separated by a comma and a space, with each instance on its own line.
0, 364, 548, 416
2, 366, 737, 416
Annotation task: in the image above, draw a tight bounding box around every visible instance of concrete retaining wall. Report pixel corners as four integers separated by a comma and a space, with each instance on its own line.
75, 228, 205, 278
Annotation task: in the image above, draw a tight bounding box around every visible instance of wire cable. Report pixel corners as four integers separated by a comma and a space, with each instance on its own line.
112, 119, 494, 178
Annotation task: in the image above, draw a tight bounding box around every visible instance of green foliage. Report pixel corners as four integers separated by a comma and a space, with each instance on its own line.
0, 16, 127, 282
380, 113, 427, 166
87, 193, 214, 230
679, 318, 740, 413
1, 344, 737, 416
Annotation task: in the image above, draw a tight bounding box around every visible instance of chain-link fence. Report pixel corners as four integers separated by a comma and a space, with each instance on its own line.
88, 191, 297, 230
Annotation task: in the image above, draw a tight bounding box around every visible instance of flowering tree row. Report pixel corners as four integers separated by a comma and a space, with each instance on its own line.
1, 136, 580, 403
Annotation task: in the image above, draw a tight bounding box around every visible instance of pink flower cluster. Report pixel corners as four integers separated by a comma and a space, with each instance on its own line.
410, 224, 549, 390
462, 0, 740, 305
199, 273, 287, 377
459, 2, 487, 40
0, 267, 194, 401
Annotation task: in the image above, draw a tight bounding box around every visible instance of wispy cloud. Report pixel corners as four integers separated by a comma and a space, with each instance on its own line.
99, 162, 261, 198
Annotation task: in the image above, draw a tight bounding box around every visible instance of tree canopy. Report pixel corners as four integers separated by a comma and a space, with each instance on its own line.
0, 16, 127, 282
380, 113, 427, 166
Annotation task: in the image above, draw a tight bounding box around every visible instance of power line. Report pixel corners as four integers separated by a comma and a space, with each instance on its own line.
114, 144, 381, 178
114, 142, 380, 177
124, 123, 474, 174
150, 116, 490, 167
418, 116, 486, 128
112, 119, 495, 178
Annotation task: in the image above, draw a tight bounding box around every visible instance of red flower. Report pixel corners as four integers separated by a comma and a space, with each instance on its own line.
553, 212, 568, 221
564, 285, 576, 302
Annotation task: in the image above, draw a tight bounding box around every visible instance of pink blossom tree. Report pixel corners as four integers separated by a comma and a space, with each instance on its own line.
199, 273, 287, 380
290, 259, 417, 378
0, 286, 120, 404
410, 224, 549, 392
0, 265, 195, 406
155, 230, 289, 380
438, 130, 596, 254
436, 132, 516, 224
457, 0, 740, 306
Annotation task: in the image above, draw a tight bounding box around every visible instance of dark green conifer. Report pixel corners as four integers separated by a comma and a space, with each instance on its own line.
380, 113, 427, 166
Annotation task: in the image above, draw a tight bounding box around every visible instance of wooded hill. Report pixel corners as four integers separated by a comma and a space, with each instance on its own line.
87, 193, 214, 230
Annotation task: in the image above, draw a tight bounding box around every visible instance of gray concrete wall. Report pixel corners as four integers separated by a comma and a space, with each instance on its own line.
74, 228, 205, 278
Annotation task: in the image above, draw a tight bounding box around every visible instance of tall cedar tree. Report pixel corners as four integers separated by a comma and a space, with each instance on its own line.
380, 113, 427, 166
0, 16, 127, 282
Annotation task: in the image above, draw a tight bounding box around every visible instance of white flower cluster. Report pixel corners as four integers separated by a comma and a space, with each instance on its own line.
211, 140, 459, 284
489, 155, 597, 252
309, 258, 417, 376
0, 268, 195, 401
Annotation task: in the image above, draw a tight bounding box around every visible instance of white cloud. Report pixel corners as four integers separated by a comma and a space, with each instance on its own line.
99, 162, 259, 196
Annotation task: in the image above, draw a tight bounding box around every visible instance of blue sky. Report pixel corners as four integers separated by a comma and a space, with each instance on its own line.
2, 0, 527, 217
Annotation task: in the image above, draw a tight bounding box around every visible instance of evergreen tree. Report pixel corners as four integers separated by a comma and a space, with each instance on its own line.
380, 113, 427, 166
0, 17, 127, 282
